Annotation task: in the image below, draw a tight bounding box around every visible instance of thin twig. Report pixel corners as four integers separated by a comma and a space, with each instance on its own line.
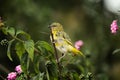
0, 64, 9, 80
49, 27, 62, 79
0, 64, 10, 73
39, 31, 49, 35
0, 74, 5, 80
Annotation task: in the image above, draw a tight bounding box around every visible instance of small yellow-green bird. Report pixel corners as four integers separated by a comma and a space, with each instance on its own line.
49, 22, 84, 57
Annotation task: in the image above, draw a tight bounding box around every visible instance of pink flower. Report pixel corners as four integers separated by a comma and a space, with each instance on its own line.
110, 20, 119, 34
75, 40, 84, 50
7, 72, 17, 80
15, 65, 22, 74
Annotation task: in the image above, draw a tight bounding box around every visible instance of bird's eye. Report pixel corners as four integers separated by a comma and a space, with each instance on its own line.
52, 25, 56, 27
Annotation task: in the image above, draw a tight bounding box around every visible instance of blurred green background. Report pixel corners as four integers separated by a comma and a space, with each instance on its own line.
0, 0, 120, 80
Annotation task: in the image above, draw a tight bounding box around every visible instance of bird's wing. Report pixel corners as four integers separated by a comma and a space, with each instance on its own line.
63, 32, 73, 46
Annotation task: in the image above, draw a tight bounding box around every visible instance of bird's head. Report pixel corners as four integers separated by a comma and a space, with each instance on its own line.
49, 22, 63, 31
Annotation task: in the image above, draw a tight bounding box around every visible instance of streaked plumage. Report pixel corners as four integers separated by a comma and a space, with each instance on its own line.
49, 22, 84, 56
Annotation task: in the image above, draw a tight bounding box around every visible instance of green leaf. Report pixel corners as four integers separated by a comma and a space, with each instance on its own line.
33, 54, 41, 73
35, 41, 53, 54
46, 67, 50, 80
46, 62, 58, 79
16, 30, 31, 40
1, 27, 8, 35
72, 72, 80, 80
16, 74, 26, 80
7, 39, 15, 61
21, 53, 29, 75
16, 30, 24, 36
24, 40, 34, 61
15, 42, 25, 60
7, 27, 15, 36
31, 72, 44, 80
113, 49, 120, 54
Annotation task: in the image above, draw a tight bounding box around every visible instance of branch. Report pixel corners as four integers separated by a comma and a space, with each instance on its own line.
49, 27, 62, 79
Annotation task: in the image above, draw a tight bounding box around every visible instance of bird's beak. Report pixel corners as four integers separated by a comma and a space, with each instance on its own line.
48, 24, 51, 28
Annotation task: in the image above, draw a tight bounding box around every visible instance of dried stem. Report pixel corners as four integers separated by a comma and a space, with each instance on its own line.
49, 27, 62, 79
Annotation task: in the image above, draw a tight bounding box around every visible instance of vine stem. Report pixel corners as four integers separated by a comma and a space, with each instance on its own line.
49, 26, 62, 79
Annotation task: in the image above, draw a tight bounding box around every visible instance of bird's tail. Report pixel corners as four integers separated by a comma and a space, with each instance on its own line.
72, 48, 85, 57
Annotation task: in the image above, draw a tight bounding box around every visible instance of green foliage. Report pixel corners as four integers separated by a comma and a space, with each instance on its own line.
20, 53, 29, 75
46, 61, 58, 80
2, 27, 15, 36
7, 39, 15, 61
1, 27, 8, 35
24, 40, 34, 61
31, 72, 44, 80
7, 27, 15, 36
15, 42, 25, 60
16, 30, 31, 40
35, 41, 54, 56
0, 22, 93, 80
1, 0, 119, 79
33, 54, 41, 73
16, 74, 26, 80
